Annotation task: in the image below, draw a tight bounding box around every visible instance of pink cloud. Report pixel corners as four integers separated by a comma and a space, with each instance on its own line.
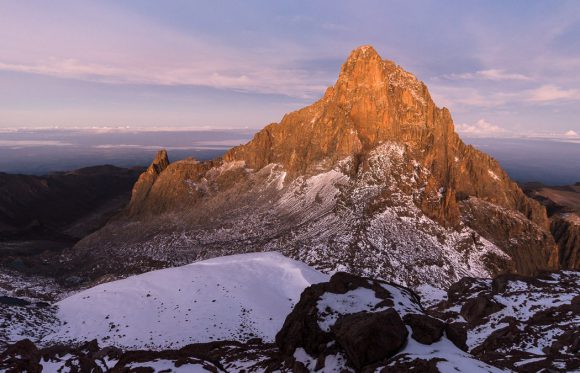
456, 119, 510, 137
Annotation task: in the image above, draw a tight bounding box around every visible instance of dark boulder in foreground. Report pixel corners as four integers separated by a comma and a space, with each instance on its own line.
333, 309, 408, 369
403, 313, 445, 345
275, 272, 501, 372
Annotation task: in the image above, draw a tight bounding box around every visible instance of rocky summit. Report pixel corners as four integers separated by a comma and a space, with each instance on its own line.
65, 46, 558, 288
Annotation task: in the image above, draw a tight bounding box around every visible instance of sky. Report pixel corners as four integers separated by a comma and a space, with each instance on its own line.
0, 0, 579, 138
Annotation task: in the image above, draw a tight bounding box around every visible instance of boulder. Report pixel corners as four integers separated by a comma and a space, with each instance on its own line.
332, 309, 408, 369
403, 313, 445, 345
460, 294, 504, 324
276, 271, 422, 370
445, 322, 468, 351
275, 271, 396, 357
0, 339, 41, 373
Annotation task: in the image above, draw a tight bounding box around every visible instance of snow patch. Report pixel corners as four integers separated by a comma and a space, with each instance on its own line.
43, 252, 329, 350
488, 170, 500, 181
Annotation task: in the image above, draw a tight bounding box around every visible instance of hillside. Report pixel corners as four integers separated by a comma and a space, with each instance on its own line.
0, 165, 142, 276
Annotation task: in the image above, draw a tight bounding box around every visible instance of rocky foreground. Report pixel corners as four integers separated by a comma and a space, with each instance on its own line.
1, 266, 578, 372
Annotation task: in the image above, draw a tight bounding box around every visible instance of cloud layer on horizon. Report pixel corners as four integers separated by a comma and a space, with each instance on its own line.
0, 0, 579, 136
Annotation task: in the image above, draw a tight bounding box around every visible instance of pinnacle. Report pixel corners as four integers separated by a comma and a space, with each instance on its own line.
346, 45, 381, 63
151, 149, 170, 173
353, 45, 379, 56
154, 149, 169, 164
337, 45, 390, 88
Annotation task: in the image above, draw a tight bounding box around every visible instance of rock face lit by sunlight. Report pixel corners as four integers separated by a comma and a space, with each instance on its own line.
67, 46, 558, 291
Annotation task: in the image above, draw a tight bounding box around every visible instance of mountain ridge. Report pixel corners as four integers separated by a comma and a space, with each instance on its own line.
65, 45, 558, 287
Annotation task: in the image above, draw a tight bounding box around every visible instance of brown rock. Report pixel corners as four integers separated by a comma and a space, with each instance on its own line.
275, 272, 396, 357
332, 309, 408, 370
380, 357, 444, 372
0, 339, 42, 373
460, 198, 559, 275
551, 214, 580, 269
275, 271, 422, 370
491, 273, 542, 293
128, 149, 170, 215
445, 322, 468, 351
471, 323, 519, 355
460, 294, 504, 324
403, 313, 445, 345
447, 278, 486, 301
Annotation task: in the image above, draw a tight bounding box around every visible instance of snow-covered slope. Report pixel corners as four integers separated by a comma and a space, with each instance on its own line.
43, 252, 329, 349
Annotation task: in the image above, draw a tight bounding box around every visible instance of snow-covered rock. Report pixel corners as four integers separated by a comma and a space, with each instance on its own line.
1, 259, 577, 372
428, 270, 580, 372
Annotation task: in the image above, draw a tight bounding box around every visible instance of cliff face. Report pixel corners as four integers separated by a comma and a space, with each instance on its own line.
223, 46, 549, 230
70, 46, 558, 286
551, 215, 579, 269
523, 182, 580, 269
128, 149, 170, 215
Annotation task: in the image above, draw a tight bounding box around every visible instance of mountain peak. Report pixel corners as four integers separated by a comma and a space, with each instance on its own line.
80, 46, 558, 287
337, 45, 387, 85
334, 45, 423, 108
349, 45, 380, 59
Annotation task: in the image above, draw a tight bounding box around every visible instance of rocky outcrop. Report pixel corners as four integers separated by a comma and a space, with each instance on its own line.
428, 270, 580, 372
403, 313, 445, 345
551, 214, 580, 269
523, 182, 580, 269
0, 338, 279, 372
67, 45, 557, 286
275, 271, 506, 372
275, 272, 421, 367
2, 270, 577, 372
459, 197, 559, 274
333, 309, 408, 369
128, 149, 170, 215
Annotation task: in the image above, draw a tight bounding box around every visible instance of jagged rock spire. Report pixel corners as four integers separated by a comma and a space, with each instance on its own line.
128, 149, 169, 214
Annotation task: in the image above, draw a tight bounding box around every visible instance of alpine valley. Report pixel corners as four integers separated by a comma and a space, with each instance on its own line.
1, 46, 578, 373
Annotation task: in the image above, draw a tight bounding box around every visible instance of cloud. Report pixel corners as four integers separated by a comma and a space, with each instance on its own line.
429, 86, 511, 109
565, 130, 578, 137
0, 58, 329, 99
526, 85, 580, 102
456, 119, 510, 137
431, 83, 580, 110
0, 2, 337, 99
438, 69, 531, 81
0, 140, 72, 147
